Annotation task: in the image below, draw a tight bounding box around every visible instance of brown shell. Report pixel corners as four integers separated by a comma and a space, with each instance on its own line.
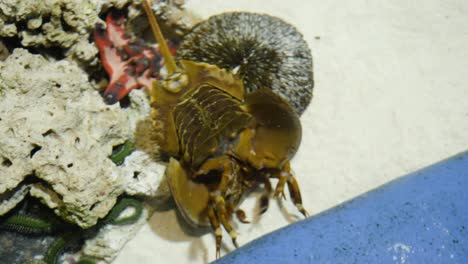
173, 84, 252, 168
151, 60, 254, 161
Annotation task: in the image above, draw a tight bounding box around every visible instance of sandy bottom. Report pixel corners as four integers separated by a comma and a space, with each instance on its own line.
115, 0, 468, 263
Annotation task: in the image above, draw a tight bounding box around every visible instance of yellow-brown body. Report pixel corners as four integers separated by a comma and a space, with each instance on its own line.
142, 0, 307, 258
152, 61, 306, 256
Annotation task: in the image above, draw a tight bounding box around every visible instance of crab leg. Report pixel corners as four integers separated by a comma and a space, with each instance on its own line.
207, 195, 239, 259
207, 206, 222, 259
273, 161, 309, 217
213, 196, 239, 248
286, 174, 309, 217
259, 174, 273, 214
235, 209, 250, 223
196, 157, 242, 256
273, 163, 290, 200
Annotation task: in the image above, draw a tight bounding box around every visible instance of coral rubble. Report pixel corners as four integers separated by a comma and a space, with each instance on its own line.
0, 0, 196, 262
0, 0, 103, 63
0, 48, 166, 228
0, 0, 197, 64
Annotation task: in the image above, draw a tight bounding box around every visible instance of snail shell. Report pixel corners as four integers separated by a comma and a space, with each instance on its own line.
176, 12, 314, 115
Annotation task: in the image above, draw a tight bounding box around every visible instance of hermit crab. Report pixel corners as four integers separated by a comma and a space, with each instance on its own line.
95, 0, 313, 258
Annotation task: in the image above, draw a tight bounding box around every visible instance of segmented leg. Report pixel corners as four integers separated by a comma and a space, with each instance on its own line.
207, 195, 239, 259
259, 173, 273, 214
286, 174, 309, 217
218, 159, 237, 195
213, 195, 239, 248
273, 162, 291, 199
207, 206, 222, 259
201, 157, 242, 258
274, 161, 309, 217
235, 209, 250, 223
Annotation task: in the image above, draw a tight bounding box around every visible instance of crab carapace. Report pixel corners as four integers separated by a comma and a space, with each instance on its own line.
142, 0, 308, 258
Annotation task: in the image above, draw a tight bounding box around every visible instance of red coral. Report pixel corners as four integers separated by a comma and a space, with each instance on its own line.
94, 10, 176, 104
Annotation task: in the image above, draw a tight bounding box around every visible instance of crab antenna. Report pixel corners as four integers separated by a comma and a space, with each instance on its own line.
143, 0, 178, 75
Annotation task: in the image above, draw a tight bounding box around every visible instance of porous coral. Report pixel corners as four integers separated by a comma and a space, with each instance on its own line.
0, 0, 103, 63
0, 48, 166, 228
0, 0, 197, 64
0, 1, 199, 262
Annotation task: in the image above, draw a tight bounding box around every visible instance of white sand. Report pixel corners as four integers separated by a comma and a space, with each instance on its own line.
115, 0, 468, 263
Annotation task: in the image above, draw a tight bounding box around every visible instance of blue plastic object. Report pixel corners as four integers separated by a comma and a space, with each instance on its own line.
216, 151, 468, 264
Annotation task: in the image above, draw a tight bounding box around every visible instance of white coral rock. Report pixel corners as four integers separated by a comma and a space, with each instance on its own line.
0, 49, 165, 228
